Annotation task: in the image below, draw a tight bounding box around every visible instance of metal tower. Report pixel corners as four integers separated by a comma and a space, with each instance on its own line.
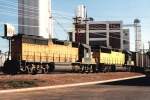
123, 19, 142, 52
134, 19, 142, 52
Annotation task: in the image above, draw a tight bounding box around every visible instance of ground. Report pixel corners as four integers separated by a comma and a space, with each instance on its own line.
0, 77, 150, 100
0, 72, 143, 90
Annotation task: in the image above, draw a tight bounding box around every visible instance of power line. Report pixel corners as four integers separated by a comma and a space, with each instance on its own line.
0, 22, 39, 28
0, 3, 70, 20
0, 0, 39, 11
52, 13, 72, 21
1, 11, 150, 28
0, 1, 150, 21
0, 4, 39, 14
0, 8, 72, 21
1, 0, 150, 19
0, 11, 39, 20
0, 1, 73, 18
0, 10, 73, 25
53, 18, 69, 40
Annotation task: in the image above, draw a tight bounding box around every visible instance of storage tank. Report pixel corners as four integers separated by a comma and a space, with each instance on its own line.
75, 5, 87, 20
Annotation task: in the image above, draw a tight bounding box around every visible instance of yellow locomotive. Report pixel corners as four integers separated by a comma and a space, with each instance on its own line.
92, 47, 125, 72
3, 34, 81, 74
3, 34, 146, 75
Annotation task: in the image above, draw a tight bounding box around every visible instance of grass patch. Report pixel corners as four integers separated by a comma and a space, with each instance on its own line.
6, 80, 38, 88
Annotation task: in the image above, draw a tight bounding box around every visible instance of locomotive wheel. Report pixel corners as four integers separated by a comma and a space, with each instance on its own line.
42, 68, 45, 74
89, 65, 93, 73
31, 67, 37, 75
111, 65, 116, 72
26, 66, 32, 74
26, 65, 37, 75
80, 65, 85, 74
102, 66, 107, 73
126, 66, 132, 72
85, 65, 90, 74
20, 66, 28, 74
31, 65, 37, 75
2, 60, 20, 75
45, 65, 49, 74
42, 66, 49, 74
91, 65, 97, 73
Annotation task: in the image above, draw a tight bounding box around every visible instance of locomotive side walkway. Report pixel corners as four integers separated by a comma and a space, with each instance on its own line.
0, 72, 145, 93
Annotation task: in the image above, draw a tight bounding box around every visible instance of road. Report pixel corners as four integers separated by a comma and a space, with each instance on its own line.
0, 77, 150, 100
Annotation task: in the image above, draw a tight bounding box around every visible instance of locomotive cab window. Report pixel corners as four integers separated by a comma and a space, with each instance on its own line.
100, 47, 111, 53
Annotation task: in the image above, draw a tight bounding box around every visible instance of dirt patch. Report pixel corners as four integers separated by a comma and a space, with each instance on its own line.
0, 72, 143, 90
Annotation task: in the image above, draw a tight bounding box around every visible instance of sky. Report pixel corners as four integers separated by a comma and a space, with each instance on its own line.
0, 0, 150, 52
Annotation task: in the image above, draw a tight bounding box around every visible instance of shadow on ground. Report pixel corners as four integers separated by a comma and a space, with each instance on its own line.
100, 76, 150, 87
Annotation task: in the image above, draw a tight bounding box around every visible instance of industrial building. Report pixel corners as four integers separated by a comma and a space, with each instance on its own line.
69, 5, 130, 50
18, 0, 53, 38
70, 20, 125, 49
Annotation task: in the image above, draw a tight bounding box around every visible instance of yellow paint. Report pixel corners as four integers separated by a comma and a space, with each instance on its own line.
100, 51, 125, 65
22, 42, 78, 63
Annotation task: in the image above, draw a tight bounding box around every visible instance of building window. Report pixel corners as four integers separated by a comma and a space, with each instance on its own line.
124, 33, 128, 36
89, 33, 107, 38
109, 24, 120, 30
90, 41, 107, 47
89, 24, 106, 30
109, 32, 121, 49
123, 40, 129, 45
